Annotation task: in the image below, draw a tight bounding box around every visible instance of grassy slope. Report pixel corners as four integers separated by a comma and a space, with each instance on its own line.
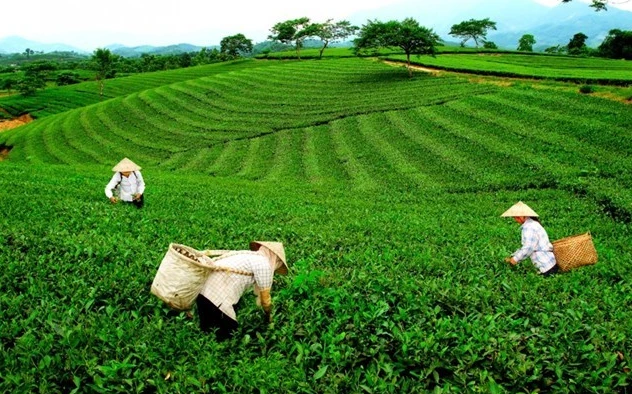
0, 59, 277, 118
1, 58, 631, 392
386, 53, 632, 84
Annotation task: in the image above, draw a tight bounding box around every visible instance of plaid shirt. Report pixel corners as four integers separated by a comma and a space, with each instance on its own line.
198, 251, 274, 321
513, 218, 557, 273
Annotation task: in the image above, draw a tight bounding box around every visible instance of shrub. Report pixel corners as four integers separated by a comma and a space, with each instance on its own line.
579, 84, 595, 94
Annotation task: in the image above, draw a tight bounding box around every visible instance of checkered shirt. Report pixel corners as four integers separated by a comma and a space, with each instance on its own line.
512, 218, 557, 273
199, 251, 274, 321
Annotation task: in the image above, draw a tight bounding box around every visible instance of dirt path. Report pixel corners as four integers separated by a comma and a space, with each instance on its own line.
0, 113, 34, 132
382, 59, 632, 105
382, 60, 442, 74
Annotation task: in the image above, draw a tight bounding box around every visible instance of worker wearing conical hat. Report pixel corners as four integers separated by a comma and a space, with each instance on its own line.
502, 201, 558, 276
196, 241, 289, 339
105, 158, 145, 208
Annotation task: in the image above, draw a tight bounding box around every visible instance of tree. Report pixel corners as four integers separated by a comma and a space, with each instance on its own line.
23, 48, 34, 58
449, 18, 497, 47
354, 18, 440, 77
220, 34, 254, 58
91, 48, 118, 99
193, 47, 221, 65
544, 45, 565, 54
312, 20, 359, 59
0, 77, 18, 93
517, 34, 536, 52
567, 32, 589, 55
598, 29, 632, 59
483, 41, 498, 49
561, 0, 630, 11
268, 17, 317, 60
56, 71, 80, 86
17, 68, 46, 96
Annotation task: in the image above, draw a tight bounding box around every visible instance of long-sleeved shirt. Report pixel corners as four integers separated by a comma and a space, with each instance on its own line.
104, 172, 145, 202
512, 218, 556, 273
199, 251, 274, 321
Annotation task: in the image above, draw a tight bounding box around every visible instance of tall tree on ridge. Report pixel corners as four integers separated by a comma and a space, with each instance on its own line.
220, 34, 254, 59
518, 34, 536, 52
91, 48, 118, 100
449, 18, 497, 48
268, 17, 317, 60
354, 18, 440, 78
312, 20, 359, 59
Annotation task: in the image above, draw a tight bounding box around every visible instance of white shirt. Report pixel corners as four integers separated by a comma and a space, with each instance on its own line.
104, 172, 145, 202
199, 251, 274, 321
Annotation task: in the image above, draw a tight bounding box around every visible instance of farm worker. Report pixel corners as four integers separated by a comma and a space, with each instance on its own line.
196, 241, 289, 339
104, 157, 145, 208
501, 201, 559, 276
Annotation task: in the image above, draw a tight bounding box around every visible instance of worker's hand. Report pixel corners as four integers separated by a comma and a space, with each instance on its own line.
109, 197, 118, 204
133, 193, 141, 201
505, 257, 517, 266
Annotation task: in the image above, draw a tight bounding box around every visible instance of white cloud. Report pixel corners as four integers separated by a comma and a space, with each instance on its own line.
0, 0, 405, 50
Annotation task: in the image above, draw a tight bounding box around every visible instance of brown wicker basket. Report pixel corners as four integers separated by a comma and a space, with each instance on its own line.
552, 232, 598, 272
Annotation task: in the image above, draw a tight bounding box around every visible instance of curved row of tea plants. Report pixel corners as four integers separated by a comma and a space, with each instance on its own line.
385, 53, 632, 85
0, 59, 274, 119
0, 58, 497, 168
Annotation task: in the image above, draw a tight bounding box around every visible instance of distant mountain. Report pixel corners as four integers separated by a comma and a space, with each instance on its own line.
107, 43, 210, 57
348, 0, 632, 50
0, 36, 87, 54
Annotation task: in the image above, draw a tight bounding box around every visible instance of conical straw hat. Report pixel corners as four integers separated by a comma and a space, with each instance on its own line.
250, 241, 288, 275
112, 158, 141, 172
501, 201, 539, 217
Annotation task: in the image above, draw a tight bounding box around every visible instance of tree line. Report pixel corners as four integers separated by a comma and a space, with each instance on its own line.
2, 4, 631, 97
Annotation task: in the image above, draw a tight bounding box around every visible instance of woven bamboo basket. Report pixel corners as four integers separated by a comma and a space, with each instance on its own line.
552, 232, 598, 272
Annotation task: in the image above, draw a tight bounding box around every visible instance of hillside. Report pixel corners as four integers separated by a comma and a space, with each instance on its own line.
1, 57, 631, 392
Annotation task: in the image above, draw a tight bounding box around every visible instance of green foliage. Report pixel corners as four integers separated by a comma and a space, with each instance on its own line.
0, 59, 273, 118
579, 84, 595, 93
311, 20, 359, 59
545, 45, 566, 54
567, 32, 589, 55
16, 72, 46, 96
561, 0, 618, 11
268, 17, 315, 59
220, 34, 254, 58
1, 57, 632, 392
354, 18, 440, 77
91, 48, 119, 99
517, 34, 536, 52
449, 18, 498, 48
483, 41, 498, 49
55, 71, 81, 86
385, 53, 632, 85
598, 29, 632, 60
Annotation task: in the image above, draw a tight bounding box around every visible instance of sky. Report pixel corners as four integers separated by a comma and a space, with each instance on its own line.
1, 0, 631, 51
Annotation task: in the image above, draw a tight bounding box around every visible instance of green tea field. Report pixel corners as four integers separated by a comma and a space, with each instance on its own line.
1, 57, 631, 393
386, 53, 632, 85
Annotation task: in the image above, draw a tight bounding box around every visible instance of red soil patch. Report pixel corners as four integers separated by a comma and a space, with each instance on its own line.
0, 113, 34, 132
0, 145, 12, 161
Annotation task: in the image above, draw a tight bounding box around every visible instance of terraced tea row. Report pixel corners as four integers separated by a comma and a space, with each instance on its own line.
0, 58, 497, 168
0, 60, 277, 119
155, 86, 632, 219
386, 53, 632, 84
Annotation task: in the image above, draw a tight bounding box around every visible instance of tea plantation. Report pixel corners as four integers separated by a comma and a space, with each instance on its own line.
1, 57, 631, 393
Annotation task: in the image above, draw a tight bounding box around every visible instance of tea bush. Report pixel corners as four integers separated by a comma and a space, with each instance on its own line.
1, 57, 631, 392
